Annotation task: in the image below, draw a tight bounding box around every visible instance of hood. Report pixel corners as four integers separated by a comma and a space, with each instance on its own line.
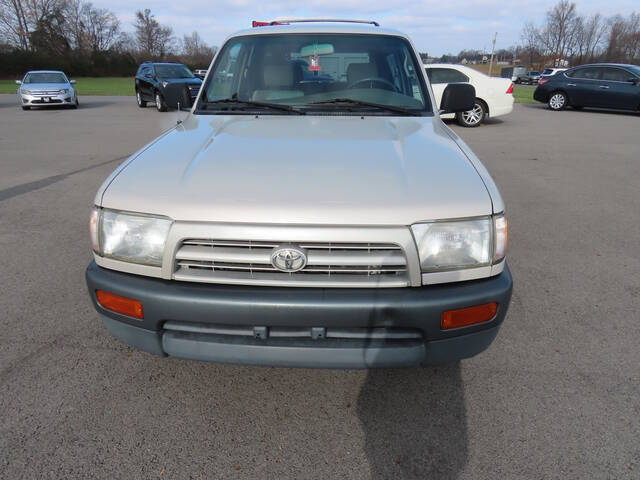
21, 83, 70, 91
101, 114, 492, 225
161, 77, 202, 86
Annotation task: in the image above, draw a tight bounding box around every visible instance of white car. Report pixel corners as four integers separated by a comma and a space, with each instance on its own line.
425, 64, 514, 127
540, 67, 567, 77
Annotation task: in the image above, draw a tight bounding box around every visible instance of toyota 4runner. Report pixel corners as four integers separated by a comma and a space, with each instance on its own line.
86, 20, 513, 368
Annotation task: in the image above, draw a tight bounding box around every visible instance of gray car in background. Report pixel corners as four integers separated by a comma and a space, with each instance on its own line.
16, 70, 79, 110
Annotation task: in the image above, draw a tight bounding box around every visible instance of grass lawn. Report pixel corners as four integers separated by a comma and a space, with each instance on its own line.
0, 77, 134, 96
512, 84, 536, 104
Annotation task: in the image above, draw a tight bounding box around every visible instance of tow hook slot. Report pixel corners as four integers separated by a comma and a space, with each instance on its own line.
311, 327, 326, 340
253, 326, 268, 339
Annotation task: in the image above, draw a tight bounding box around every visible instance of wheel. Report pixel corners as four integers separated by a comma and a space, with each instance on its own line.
548, 91, 568, 111
21, 106, 30, 110
456, 100, 486, 128
136, 90, 147, 108
155, 92, 167, 112
71, 97, 79, 109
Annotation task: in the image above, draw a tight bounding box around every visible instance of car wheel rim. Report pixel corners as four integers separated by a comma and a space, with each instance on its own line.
156, 95, 161, 109
550, 94, 565, 109
462, 104, 483, 124
137, 92, 142, 105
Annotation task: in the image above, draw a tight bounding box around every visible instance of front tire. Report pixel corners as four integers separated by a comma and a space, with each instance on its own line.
21, 106, 30, 111
456, 100, 486, 128
548, 91, 568, 111
155, 92, 167, 112
136, 90, 147, 108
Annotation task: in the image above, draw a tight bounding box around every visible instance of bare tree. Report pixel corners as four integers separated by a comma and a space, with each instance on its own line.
520, 21, 541, 66
134, 8, 174, 57
606, 13, 640, 63
538, 0, 580, 62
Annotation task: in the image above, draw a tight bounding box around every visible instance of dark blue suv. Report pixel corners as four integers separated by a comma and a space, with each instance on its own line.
534, 63, 640, 112
135, 62, 203, 112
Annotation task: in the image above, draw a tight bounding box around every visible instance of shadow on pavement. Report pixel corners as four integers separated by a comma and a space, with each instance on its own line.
357, 364, 467, 479
520, 102, 639, 116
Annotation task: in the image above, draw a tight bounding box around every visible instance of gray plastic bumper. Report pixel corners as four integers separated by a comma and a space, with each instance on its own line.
87, 261, 512, 368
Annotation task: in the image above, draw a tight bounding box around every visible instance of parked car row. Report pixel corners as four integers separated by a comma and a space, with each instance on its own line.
534, 63, 640, 112
515, 71, 541, 85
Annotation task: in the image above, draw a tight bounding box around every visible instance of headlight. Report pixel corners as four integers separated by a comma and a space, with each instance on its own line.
59, 89, 69, 94
22, 89, 32, 95
411, 217, 493, 271
90, 207, 172, 266
162, 81, 169, 88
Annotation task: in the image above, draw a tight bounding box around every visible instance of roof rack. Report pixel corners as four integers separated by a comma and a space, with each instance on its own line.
253, 19, 380, 27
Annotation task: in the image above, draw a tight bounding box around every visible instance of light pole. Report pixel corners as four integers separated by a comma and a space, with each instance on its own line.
488, 32, 498, 77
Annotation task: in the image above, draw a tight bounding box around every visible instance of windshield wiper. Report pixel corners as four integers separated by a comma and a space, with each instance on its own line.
307, 98, 422, 116
200, 97, 305, 114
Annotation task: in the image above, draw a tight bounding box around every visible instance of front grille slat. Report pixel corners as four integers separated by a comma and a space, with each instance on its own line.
174, 239, 409, 288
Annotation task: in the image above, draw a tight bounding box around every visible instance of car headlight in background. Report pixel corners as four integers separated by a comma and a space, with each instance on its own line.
162, 81, 169, 88
90, 207, 172, 266
411, 215, 507, 272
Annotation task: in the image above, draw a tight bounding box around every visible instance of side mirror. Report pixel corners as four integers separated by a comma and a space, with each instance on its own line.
70, 80, 76, 84
144, 73, 153, 79
439, 83, 476, 113
629, 77, 639, 85
15, 80, 22, 85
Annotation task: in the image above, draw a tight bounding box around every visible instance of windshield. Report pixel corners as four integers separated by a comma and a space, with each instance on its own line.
629, 65, 640, 77
155, 65, 194, 79
199, 34, 430, 115
23, 72, 67, 84
542, 69, 553, 74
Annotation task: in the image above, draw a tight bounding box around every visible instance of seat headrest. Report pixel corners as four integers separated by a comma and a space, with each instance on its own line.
347, 63, 379, 85
263, 64, 294, 88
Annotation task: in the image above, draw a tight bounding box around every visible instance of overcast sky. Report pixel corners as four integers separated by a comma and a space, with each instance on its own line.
95, 0, 638, 56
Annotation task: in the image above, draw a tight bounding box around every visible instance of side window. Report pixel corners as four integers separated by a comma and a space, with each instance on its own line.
568, 67, 601, 80
207, 43, 244, 100
426, 68, 469, 84
600, 67, 632, 82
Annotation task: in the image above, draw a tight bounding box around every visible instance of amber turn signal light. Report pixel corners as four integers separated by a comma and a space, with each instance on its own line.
96, 290, 144, 319
441, 302, 498, 330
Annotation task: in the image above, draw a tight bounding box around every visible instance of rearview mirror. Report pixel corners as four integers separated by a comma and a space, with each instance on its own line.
15, 80, 21, 85
300, 43, 334, 57
439, 83, 476, 113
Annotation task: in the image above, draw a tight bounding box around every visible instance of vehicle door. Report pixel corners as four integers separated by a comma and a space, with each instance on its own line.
425, 67, 470, 112
564, 67, 602, 106
598, 67, 640, 110
139, 66, 155, 99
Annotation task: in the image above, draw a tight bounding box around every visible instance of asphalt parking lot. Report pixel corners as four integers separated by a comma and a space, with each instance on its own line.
1, 95, 639, 479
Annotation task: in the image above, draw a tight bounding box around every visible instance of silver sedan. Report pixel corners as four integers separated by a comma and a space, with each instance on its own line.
16, 70, 79, 110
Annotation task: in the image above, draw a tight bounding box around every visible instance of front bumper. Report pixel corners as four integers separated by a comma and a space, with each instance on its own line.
20, 93, 73, 106
86, 261, 513, 368
533, 87, 548, 103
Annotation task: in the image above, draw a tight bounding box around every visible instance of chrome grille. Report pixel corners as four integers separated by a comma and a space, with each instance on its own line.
173, 239, 409, 287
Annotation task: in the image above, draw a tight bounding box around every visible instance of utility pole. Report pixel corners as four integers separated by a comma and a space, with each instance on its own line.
488, 32, 498, 77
